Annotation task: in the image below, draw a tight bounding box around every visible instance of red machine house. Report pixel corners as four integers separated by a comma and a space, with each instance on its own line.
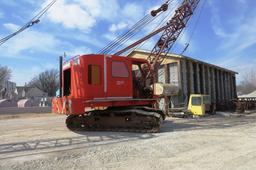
52, 54, 157, 115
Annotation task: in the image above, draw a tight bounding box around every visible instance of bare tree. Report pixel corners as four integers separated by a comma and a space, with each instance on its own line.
0, 66, 11, 99
29, 69, 59, 97
237, 69, 256, 95
0, 65, 11, 88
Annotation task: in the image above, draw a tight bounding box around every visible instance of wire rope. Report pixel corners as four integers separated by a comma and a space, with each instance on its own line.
100, 15, 153, 54
0, 0, 58, 46
99, 0, 174, 55
136, 0, 180, 51
98, 15, 151, 54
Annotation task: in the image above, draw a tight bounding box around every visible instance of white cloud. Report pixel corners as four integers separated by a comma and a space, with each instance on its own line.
104, 1, 159, 35
22, 0, 37, 5
1, 23, 62, 57
43, 0, 119, 32
207, 0, 256, 79
109, 22, 128, 32
122, 3, 144, 22
71, 33, 104, 48
208, 1, 232, 38
1, 22, 95, 59
221, 20, 256, 53
77, 0, 119, 20
45, 0, 96, 32
103, 33, 116, 41
3, 23, 19, 31
66, 46, 92, 57
208, 0, 256, 54
214, 19, 256, 69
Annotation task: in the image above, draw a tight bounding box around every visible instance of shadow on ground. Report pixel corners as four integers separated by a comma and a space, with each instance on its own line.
161, 113, 256, 132
0, 131, 155, 159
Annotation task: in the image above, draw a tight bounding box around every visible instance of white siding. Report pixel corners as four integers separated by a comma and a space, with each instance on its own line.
158, 67, 165, 83
169, 63, 179, 87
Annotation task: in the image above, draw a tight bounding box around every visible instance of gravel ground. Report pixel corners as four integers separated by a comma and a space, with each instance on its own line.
0, 112, 256, 170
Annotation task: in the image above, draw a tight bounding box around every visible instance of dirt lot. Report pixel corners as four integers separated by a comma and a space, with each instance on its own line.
0, 112, 256, 170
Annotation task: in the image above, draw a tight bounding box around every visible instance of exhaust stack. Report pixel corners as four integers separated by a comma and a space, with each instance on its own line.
59, 56, 63, 97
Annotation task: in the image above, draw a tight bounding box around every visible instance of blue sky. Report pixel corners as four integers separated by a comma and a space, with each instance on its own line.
0, 0, 255, 85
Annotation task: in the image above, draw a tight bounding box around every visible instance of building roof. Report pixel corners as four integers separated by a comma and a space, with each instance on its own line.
239, 91, 256, 98
127, 49, 238, 74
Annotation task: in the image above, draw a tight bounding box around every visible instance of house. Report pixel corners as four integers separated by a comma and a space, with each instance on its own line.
16, 86, 47, 100
16, 86, 49, 107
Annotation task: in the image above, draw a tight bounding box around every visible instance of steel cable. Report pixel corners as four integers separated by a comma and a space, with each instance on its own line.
135, 0, 180, 52
99, 15, 152, 54
104, 15, 157, 55
0, 0, 57, 46
99, 0, 174, 55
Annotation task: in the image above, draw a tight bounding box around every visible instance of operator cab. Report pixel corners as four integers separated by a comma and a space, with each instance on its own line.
131, 61, 152, 99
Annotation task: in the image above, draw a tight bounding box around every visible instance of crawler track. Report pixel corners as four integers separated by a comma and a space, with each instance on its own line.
66, 107, 165, 133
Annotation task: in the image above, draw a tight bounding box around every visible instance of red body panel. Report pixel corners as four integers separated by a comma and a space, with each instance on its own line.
106, 56, 132, 98
52, 54, 156, 115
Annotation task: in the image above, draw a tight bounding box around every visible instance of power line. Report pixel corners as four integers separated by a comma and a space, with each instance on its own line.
0, 0, 58, 46
98, 0, 174, 55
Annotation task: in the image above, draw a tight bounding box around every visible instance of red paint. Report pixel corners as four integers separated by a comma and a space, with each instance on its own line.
52, 54, 156, 115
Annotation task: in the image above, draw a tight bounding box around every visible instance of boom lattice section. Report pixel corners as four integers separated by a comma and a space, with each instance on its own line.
148, 0, 200, 80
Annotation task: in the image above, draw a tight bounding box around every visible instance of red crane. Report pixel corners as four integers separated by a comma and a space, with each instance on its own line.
52, 0, 201, 132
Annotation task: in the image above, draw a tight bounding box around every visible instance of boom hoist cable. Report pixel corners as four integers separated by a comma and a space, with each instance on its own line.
180, 0, 206, 55
99, 9, 166, 54
99, 0, 172, 55
147, 0, 200, 81
0, 0, 58, 46
122, 1, 181, 55
105, 16, 157, 55
135, 2, 180, 52
99, 15, 153, 54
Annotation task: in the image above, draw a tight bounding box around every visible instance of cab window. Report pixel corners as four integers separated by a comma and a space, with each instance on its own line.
192, 97, 201, 106
88, 65, 100, 85
112, 61, 129, 78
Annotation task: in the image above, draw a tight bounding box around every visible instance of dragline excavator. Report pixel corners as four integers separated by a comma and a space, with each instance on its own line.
52, 0, 200, 132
